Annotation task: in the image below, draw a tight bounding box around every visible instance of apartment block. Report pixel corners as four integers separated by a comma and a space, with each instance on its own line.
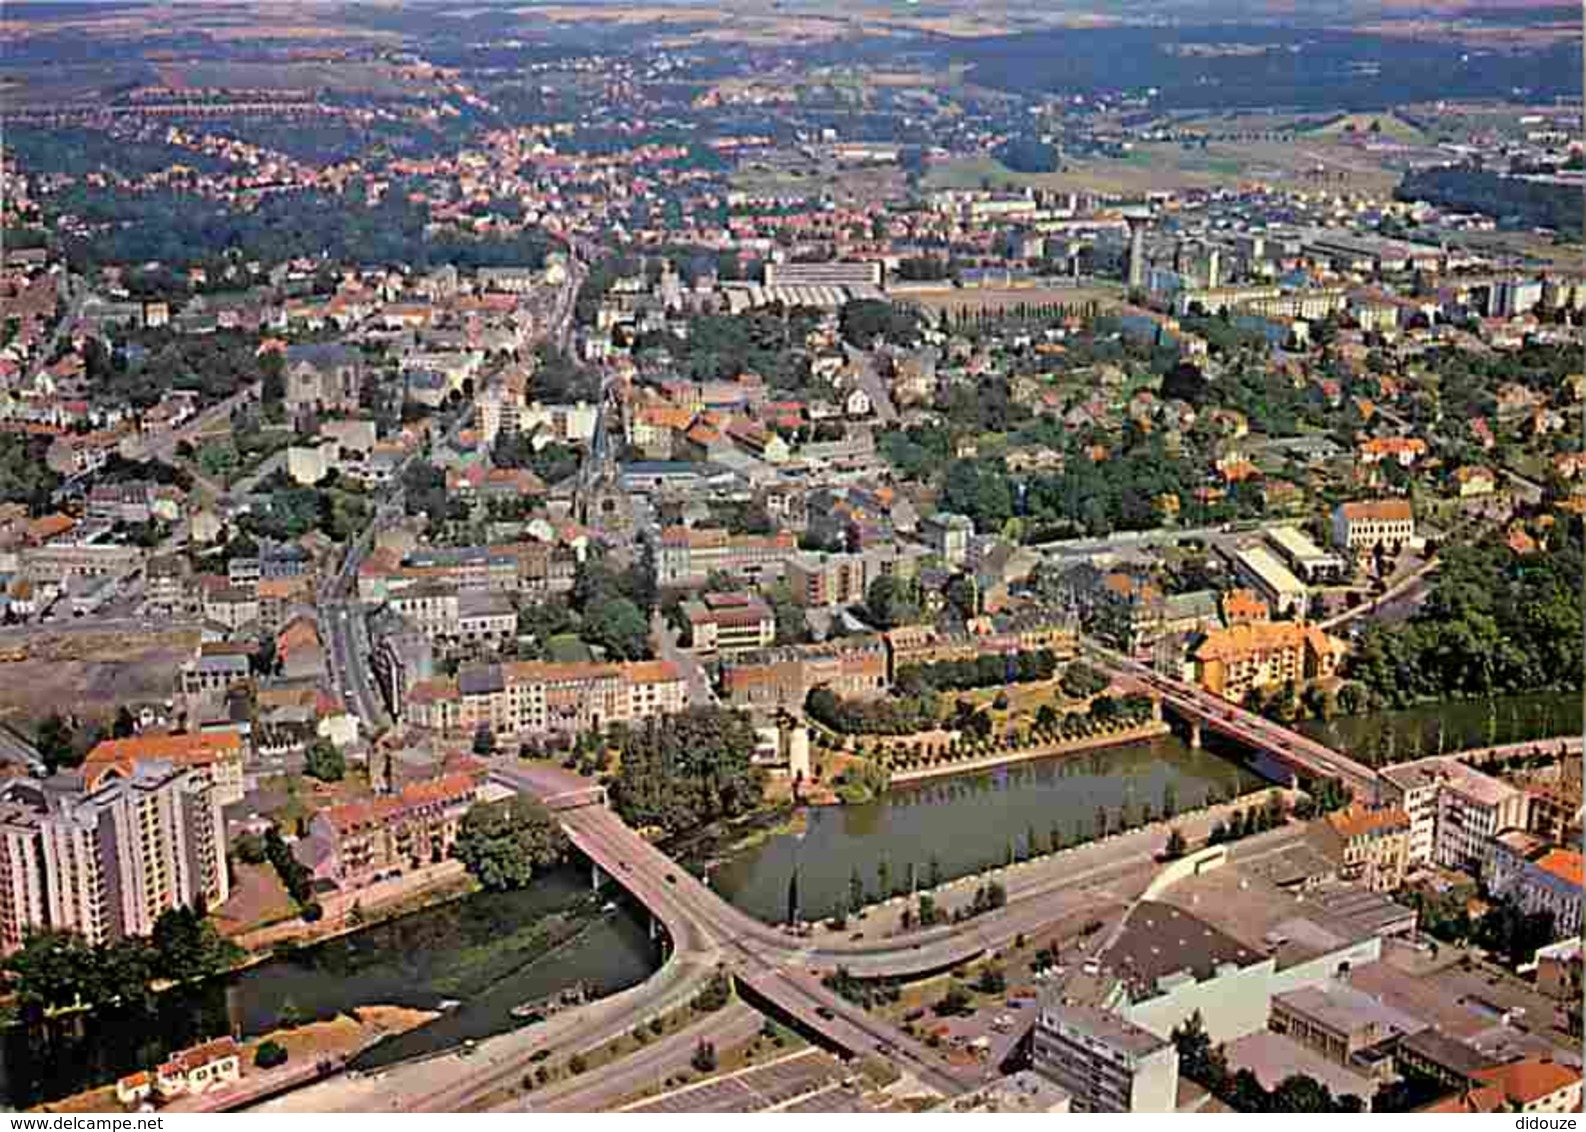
655, 526, 798, 588
405, 660, 687, 740
1486, 836, 1582, 936
0, 763, 229, 949
1188, 621, 1344, 702
784, 546, 924, 609
1324, 803, 1412, 893
303, 772, 479, 890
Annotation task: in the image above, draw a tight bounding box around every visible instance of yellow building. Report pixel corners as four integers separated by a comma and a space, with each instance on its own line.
1189, 621, 1344, 702
1325, 803, 1411, 892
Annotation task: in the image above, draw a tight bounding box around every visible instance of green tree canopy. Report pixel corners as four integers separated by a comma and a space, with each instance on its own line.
453, 796, 569, 891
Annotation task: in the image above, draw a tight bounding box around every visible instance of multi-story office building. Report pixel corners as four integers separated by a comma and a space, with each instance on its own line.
655, 527, 798, 588
681, 593, 777, 657
1381, 757, 1529, 875
1032, 998, 1179, 1113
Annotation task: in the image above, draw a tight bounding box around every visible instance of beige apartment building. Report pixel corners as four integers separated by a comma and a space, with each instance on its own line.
0, 762, 228, 951
405, 659, 687, 740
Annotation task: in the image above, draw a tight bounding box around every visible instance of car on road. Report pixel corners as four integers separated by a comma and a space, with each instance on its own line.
816, 1006, 835, 1021
665, 872, 677, 884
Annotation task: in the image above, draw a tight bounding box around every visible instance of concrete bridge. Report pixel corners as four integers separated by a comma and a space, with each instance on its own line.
1082, 640, 1382, 800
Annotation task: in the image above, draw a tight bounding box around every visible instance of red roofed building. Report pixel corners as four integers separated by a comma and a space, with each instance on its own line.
83, 729, 246, 807
303, 772, 481, 889
155, 1037, 242, 1098
1471, 1058, 1582, 1114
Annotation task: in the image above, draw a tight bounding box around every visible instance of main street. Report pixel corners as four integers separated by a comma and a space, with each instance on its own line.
319, 258, 583, 735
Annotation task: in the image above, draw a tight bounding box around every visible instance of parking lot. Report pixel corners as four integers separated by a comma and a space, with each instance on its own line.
623, 1049, 846, 1114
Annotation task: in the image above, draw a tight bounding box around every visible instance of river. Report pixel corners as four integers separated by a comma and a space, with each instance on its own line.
0, 869, 656, 1110
709, 732, 1258, 924
14, 693, 1572, 1108
1298, 691, 1581, 766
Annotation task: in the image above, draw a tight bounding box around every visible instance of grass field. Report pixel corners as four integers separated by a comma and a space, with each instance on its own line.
923, 135, 1406, 197
1309, 111, 1429, 143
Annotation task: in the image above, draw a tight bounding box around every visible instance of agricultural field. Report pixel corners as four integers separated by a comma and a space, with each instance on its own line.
924, 132, 1409, 197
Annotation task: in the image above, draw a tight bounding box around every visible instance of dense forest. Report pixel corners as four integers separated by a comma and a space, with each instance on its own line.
1396, 167, 1582, 237
58, 183, 559, 271
941, 27, 1580, 110
1347, 518, 1583, 707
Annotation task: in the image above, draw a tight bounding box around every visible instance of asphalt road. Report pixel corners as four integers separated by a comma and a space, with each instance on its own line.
509, 1001, 764, 1112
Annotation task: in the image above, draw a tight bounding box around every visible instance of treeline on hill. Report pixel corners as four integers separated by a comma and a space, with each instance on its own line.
1347, 518, 1583, 707
55, 183, 559, 272
939, 26, 1580, 110
611, 707, 765, 835
1396, 167, 1582, 238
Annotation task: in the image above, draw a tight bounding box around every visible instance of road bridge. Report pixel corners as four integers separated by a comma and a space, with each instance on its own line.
1082, 640, 1382, 800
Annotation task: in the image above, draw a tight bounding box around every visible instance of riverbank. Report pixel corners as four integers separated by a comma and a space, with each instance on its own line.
885, 720, 1171, 786
33, 1005, 438, 1115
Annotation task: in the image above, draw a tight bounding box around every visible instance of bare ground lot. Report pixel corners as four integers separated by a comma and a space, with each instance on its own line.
0, 647, 188, 731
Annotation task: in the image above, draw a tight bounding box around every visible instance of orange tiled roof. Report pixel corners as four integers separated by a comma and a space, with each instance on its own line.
85, 730, 242, 772
1340, 499, 1413, 522
1221, 589, 1268, 623
1474, 1058, 1580, 1107
159, 1037, 239, 1077
1193, 621, 1339, 663
322, 772, 477, 833
1534, 849, 1583, 889
1327, 802, 1410, 840
1418, 1086, 1507, 1114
